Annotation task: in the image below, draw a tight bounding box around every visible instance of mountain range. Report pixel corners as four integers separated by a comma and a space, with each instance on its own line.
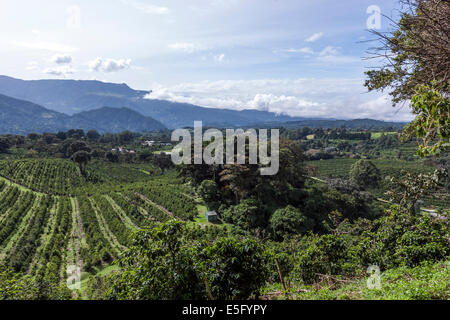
0, 93, 165, 134
0, 75, 407, 134
0, 75, 303, 129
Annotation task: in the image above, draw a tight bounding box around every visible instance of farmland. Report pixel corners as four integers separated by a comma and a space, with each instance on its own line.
0, 158, 199, 298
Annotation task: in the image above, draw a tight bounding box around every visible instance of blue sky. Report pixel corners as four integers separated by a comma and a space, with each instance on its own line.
0, 0, 413, 121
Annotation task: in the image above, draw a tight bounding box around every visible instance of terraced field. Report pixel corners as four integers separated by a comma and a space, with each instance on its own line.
307, 158, 448, 208
307, 158, 435, 178
0, 159, 198, 289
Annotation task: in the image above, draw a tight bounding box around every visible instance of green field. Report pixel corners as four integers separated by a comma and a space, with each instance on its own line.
0, 159, 199, 297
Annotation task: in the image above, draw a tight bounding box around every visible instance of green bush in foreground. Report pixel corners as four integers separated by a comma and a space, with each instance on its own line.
106, 220, 269, 300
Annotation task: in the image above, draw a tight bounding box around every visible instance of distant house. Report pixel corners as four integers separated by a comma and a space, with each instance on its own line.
205, 211, 218, 223
142, 140, 155, 147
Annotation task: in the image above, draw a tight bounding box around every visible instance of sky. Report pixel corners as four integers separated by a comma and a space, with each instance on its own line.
0, 0, 413, 121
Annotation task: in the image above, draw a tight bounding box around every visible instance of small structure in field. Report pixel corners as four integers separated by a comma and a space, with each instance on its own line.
205, 211, 218, 223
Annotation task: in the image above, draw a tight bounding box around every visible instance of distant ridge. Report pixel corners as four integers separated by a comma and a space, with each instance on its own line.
0, 76, 409, 131
0, 75, 304, 128
0, 93, 165, 134
277, 118, 407, 129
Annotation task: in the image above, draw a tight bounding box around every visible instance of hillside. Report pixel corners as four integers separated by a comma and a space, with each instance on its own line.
0, 75, 303, 128
0, 75, 148, 115
0, 94, 165, 134
67, 107, 166, 133
0, 93, 69, 134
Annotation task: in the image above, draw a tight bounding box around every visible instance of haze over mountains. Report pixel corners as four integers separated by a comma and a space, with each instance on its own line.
0, 75, 406, 134
0, 75, 303, 130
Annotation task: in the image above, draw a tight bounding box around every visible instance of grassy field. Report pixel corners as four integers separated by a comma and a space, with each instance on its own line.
263, 261, 450, 300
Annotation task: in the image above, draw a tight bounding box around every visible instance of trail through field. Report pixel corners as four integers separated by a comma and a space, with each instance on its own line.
0, 174, 46, 196
27, 199, 59, 274
0, 194, 41, 260
136, 192, 176, 220
120, 193, 154, 221
65, 197, 84, 281
103, 195, 138, 230
88, 197, 127, 254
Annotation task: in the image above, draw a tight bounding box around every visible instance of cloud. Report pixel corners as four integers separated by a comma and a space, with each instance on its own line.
51, 54, 72, 64
120, 0, 169, 14
13, 41, 79, 53
214, 53, 225, 62
26, 61, 38, 71
284, 47, 314, 54
144, 79, 414, 121
305, 32, 323, 42
89, 57, 131, 72
319, 46, 339, 57
43, 66, 75, 77
168, 42, 201, 53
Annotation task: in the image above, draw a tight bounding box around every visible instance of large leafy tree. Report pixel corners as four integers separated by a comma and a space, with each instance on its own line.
269, 205, 314, 240
365, 0, 449, 156
349, 159, 381, 188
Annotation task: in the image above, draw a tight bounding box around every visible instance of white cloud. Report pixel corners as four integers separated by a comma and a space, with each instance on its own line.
144, 79, 414, 121
319, 46, 339, 57
168, 42, 201, 53
120, 0, 169, 14
26, 61, 38, 70
89, 57, 131, 72
13, 41, 79, 53
43, 66, 75, 77
285, 47, 314, 54
51, 54, 72, 64
214, 53, 225, 62
305, 32, 323, 42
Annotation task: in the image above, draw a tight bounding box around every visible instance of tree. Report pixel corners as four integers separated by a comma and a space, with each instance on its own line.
72, 150, 91, 175
67, 141, 91, 158
269, 205, 314, 239
198, 179, 220, 207
401, 84, 449, 156
222, 198, 266, 230
86, 129, 101, 141
365, 0, 450, 156
349, 159, 381, 188
0, 138, 10, 153
105, 151, 119, 163
119, 130, 134, 144
200, 237, 269, 300
386, 168, 446, 214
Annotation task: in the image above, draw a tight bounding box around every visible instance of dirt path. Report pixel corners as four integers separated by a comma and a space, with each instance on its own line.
103, 195, 138, 230
135, 192, 177, 220
0, 194, 41, 261
27, 198, 59, 274
66, 197, 83, 279
88, 197, 126, 254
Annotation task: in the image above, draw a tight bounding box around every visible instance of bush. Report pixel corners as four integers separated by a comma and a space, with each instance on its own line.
269, 205, 314, 239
